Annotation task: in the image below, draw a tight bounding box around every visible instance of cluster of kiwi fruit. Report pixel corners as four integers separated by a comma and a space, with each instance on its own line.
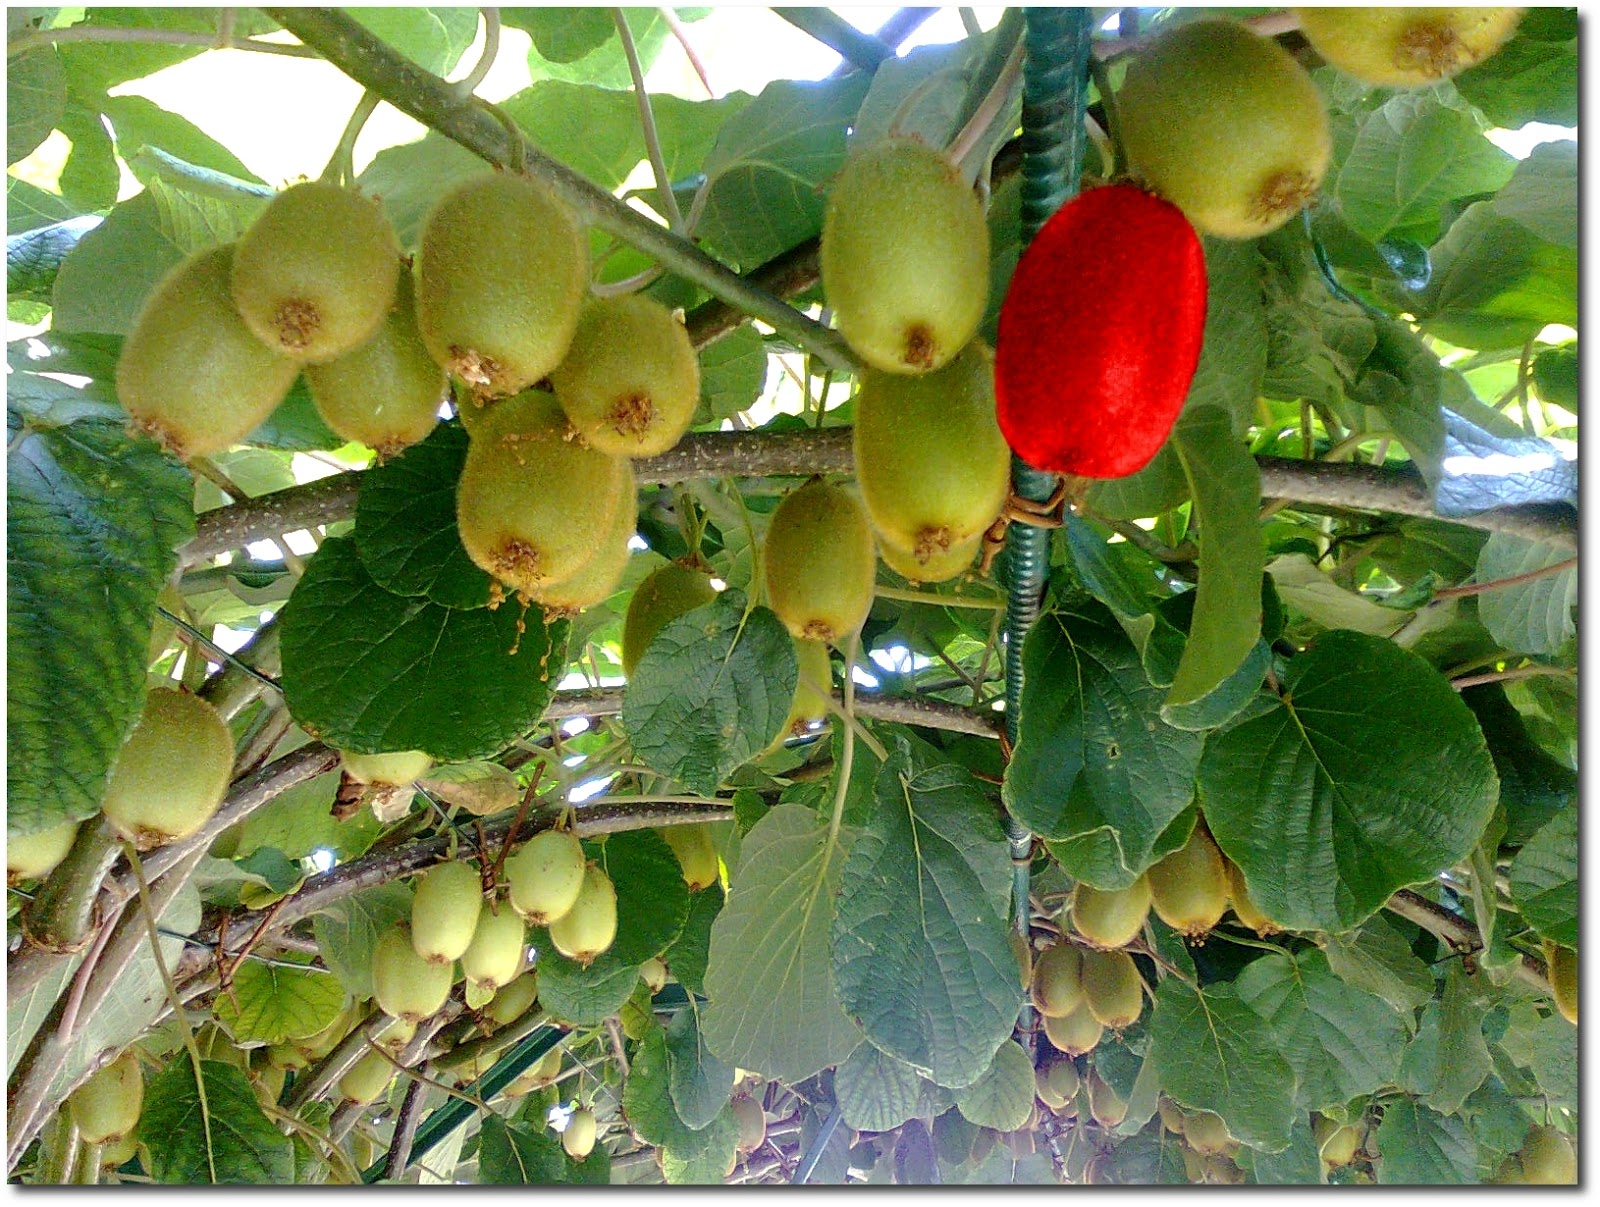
1153, 1098, 1251, 1184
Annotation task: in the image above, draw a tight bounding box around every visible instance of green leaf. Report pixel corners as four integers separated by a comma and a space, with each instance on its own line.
55, 8, 221, 92
595, 829, 690, 967
101, 95, 264, 186
6, 411, 193, 836
1454, 10, 1578, 127
1399, 966, 1491, 1114
1266, 552, 1407, 637
56, 94, 118, 212
1233, 948, 1408, 1112
1166, 406, 1263, 708
51, 176, 266, 334
1145, 977, 1295, 1153
621, 589, 796, 796
663, 882, 722, 998
697, 75, 871, 268
142, 1059, 296, 1184
1492, 140, 1578, 249
1320, 913, 1436, 1014
834, 1042, 934, 1133
1335, 92, 1515, 244
309, 881, 412, 1001
832, 736, 1021, 1089
1524, 1011, 1576, 1109
951, 1040, 1034, 1132
665, 1004, 734, 1130
212, 960, 346, 1047
509, 7, 682, 90
1084, 442, 1190, 521
701, 803, 861, 1083
8, 48, 65, 166
478, 1114, 606, 1184
1003, 602, 1204, 887
1241, 1117, 1325, 1186
1372, 1098, 1476, 1185
279, 536, 567, 761
235, 766, 380, 863
531, 953, 642, 1028
1473, 533, 1576, 657
659, 1105, 740, 1184
1182, 239, 1267, 435
351, 7, 478, 75
1508, 806, 1576, 949
1199, 630, 1499, 933
510, 8, 613, 62
696, 327, 769, 424
8, 176, 82, 234
622, 1022, 716, 1154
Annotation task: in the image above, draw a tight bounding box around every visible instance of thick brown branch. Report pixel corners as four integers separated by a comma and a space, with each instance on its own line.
1384, 888, 1550, 994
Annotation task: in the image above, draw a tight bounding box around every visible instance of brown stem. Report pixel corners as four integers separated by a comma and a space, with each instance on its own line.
1432, 557, 1578, 601
1384, 888, 1550, 994
1450, 665, 1575, 693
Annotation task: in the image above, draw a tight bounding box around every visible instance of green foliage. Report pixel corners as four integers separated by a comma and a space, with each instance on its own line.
142, 1059, 296, 1184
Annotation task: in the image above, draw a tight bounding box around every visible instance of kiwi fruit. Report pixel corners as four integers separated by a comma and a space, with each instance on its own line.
99, 1133, 138, 1172
292, 999, 357, 1062
7, 818, 80, 884
1029, 942, 1085, 1019
527, 458, 637, 616
1183, 1110, 1235, 1157
1079, 948, 1144, 1030
732, 1095, 767, 1153
762, 480, 876, 644
820, 139, 989, 374
1295, 7, 1523, 87
658, 823, 720, 892
769, 638, 832, 747
116, 244, 301, 459
504, 829, 587, 925
1040, 1060, 1080, 1110
877, 531, 981, 586
1224, 859, 1281, 937
1516, 1124, 1577, 1185
640, 957, 668, 994
340, 749, 432, 787
1200, 1154, 1244, 1184
69, 1051, 143, 1145
416, 172, 587, 399
621, 562, 718, 677
1146, 823, 1229, 941
484, 970, 540, 1028
338, 1047, 396, 1106
1070, 876, 1152, 950
1313, 1115, 1362, 1168
410, 861, 484, 965
455, 390, 628, 596
1118, 19, 1332, 239
1086, 1070, 1127, 1128
374, 1015, 417, 1056
101, 688, 233, 850
563, 1107, 598, 1160
371, 922, 455, 1023
853, 340, 1009, 565
460, 901, 527, 992
1544, 939, 1577, 1024
304, 270, 446, 457
550, 294, 700, 457
1158, 1097, 1187, 1136
504, 1046, 563, 1096
547, 862, 618, 966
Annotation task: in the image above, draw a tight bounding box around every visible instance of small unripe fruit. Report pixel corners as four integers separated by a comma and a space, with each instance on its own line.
1544, 940, 1577, 1024
1201, 1154, 1244, 1184
504, 1046, 563, 1095
99, 1133, 138, 1170
1037, 1060, 1080, 1110
1079, 948, 1144, 1030
622, 562, 718, 678
769, 638, 832, 748
528, 459, 636, 616
484, 970, 539, 1028
7, 819, 79, 884
640, 957, 668, 994
305, 271, 446, 457
1314, 1115, 1362, 1168
1224, 860, 1281, 936
417, 173, 587, 399
1118, 19, 1332, 239
1042, 1004, 1103, 1058
563, 1107, 597, 1159
1030, 942, 1085, 1018
411, 861, 483, 965
372, 922, 455, 1023
1158, 1098, 1186, 1136
504, 829, 586, 925
340, 748, 432, 787
1146, 824, 1229, 941
854, 340, 1009, 567
877, 532, 981, 585
293, 999, 357, 1062
460, 902, 527, 992
1086, 1070, 1127, 1128
547, 863, 618, 967
1184, 1110, 1235, 1157
550, 294, 700, 457
658, 823, 720, 891
266, 1041, 309, 1071
1070, 876, 1152, 950
70, 1051, 143, 1145
101, 688, 233, 850
732, 1095, 766, 1153
374, 1014, 417, 1055
455, 390, 627, 596
1517, 1124, 1577, 1185
762, 480, 876, 644
116, 244, 301, 459
821, 139, 989, 375
338, 1047, 396, 1106
1295, 7, 1524, 88
995, 184, 1206, 480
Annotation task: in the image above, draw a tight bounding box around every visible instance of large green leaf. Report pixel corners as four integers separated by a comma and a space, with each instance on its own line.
1234, 948, 1408, 1112
508, 7, 685, 90
1398, 966, 1490, 1115
1144, 977, 1295, 1153
1508, 806, 1577, 949
665, 1004, 734, 1131
1199, 630, 1499, 932
211, 961, 346, 1047
701, 804, 861, 1082
584, 828, 689, 967
1473, 533, 1576, 657
1003, 602, 1203, 888
697, 75, 871, 268
621, 589, 796, 796
531, 954, 641, 1028
8, 47, 65, 166
951, 1040, 1033, 1132
832, 736, 1021, 1089
279, 537, 567, 761
663, 882, 722, 998
1242, 1117, 1325, 1186
1166, 406, 1264, 709
1454, 8, 1578, 127
8, 176, 83, 235
6, 410, 193, 836
622, 1022, 719, 1154
101, 95, 264, 186
1182, 239, 1266, 435
834, 1042, 941, 1133
142, 1059, 296, 1184
478, 1114, 609, 1184
696, 326, 769, 424
1372, 1098, 1476, 1185
659, 1105, 740, 1185
351, 7, 478, 75
1320, 913, 1436, 1014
